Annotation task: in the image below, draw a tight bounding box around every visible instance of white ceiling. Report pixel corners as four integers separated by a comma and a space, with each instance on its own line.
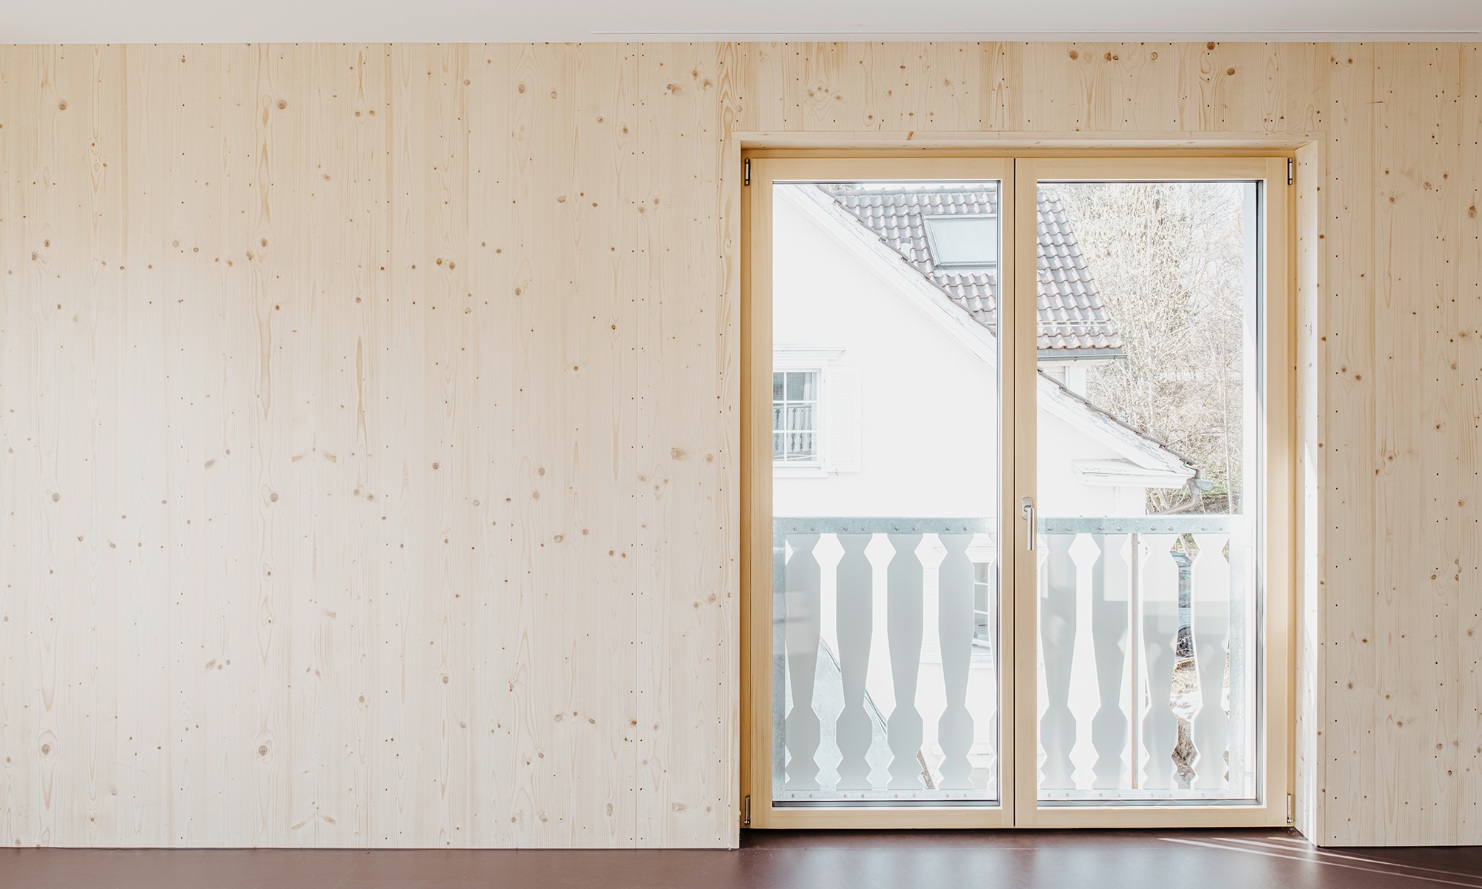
2, 0, 1478, 43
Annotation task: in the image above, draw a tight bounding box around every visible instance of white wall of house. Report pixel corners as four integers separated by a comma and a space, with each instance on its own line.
771, 187, 1150, 523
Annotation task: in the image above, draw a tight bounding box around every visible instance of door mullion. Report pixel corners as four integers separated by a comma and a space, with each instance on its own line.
1010, 159, 1042, 828
997, 161, 1020, 826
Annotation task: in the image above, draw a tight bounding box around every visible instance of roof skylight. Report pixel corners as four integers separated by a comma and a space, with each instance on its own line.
922, 215, 999, 268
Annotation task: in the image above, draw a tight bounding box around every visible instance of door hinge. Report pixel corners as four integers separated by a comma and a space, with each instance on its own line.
742, 795, 752, 826
1287, 793, 1295, 824
1288, 157, 1294, 185
744, 157, 751, 187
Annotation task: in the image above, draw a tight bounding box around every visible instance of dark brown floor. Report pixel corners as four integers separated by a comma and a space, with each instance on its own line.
4, 829, 1482, 888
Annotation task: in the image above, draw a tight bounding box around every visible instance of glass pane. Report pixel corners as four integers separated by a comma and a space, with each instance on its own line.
1033, 180, 1261, 803
774, 372, 785, 400
786, 371, 814, 400
794, 432, 815, 458
923, 216, 999, 267
773, 432, 785, 461
786, 404, 814, 432
772, 180, 1003, 806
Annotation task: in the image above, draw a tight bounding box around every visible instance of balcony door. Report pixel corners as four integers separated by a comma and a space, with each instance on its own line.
742, 155, 1291, 829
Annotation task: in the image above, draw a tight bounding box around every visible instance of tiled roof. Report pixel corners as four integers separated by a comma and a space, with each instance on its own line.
823, 185, 1123, 352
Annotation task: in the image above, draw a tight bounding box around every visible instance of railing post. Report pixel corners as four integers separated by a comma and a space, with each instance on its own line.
1038, 531, 1078, 791
1128, 532, 1140, 791
771, 527, 788, 797
1088, 532, 1130, 791
1139, 534, 1181, 790
1172, 548, 1192, 789
782, 533, 822, 790
885, 532, 926, 790
1227, 518, 1252, 794
1190, 532, 1232, 790
834, 532, 874, 790
936, 533, 976, 789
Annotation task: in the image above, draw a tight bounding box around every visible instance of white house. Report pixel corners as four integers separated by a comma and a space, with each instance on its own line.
772, 181, 1196, 522
770, 182, 1198, 801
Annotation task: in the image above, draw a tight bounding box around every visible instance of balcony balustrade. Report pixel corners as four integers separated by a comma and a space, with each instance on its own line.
772, 515, 1256, 805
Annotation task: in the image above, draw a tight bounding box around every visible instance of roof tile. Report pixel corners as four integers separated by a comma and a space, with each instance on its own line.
824, 185, 1123, 352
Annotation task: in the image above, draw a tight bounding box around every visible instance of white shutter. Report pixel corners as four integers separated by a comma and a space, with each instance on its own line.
824, 366, 862, 473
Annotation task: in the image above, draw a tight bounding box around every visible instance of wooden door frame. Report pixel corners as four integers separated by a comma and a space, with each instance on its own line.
742, 156, 1019, 829
1010, 156, 1293, 829
740, 150, 1296, 831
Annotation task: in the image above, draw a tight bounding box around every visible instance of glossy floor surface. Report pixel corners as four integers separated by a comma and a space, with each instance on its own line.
4, 830, 1482, 888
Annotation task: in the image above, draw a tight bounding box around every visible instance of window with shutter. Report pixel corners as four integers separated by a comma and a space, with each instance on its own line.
772, 369, 820, 464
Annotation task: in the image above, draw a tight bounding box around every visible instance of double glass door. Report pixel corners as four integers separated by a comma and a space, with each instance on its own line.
743, 156, 1291, 829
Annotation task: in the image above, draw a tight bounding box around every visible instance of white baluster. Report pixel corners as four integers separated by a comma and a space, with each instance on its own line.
1190, 533, 1232, 791
834, 533, 874, 790
936, 533, 975, 789
1038, 531, 1077, 791
783, 533, 822, 790
812, 534, 844, 792
1225, 519, 1254, 795
1093, 532, 1133, 790
1035, 545, 1050, 791
975, 542, 1000, 797
865, 534, 896, 791
1138, 534, 1181, 790
885, 533, 926, 790
772, 534, 788, 794
1067, 533, 1101, 791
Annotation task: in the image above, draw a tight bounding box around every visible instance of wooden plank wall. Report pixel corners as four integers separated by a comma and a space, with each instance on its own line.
0, 43, 736, 849
0, 40, 1478, 848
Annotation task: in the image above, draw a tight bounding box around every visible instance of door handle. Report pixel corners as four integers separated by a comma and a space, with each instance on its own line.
1020, 496, 1035, 551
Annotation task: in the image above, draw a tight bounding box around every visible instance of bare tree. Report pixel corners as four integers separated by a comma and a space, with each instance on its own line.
1055, 183, 1249, 515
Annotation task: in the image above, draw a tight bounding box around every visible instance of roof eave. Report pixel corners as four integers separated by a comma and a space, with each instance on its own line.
1037, 348, 1127, 362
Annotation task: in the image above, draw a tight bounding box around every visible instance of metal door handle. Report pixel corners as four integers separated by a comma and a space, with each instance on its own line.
1020, 496, 1035, 551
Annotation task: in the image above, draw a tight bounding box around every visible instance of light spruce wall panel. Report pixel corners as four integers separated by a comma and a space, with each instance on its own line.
1370, 41, 1460, 845
1, 43, 130, 848
1, 40, 1480, 848
630, 41, 736, 847
1459, 43, 1482, 842
500, 41, 642, 847
1319, 42, 1378, 848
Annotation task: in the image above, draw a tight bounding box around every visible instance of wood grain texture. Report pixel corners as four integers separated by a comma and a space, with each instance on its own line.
631, 42, 735, 847
1458, 43, 1482, 843
1294, 138, 1323, 840
1, 40, 1480, 848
